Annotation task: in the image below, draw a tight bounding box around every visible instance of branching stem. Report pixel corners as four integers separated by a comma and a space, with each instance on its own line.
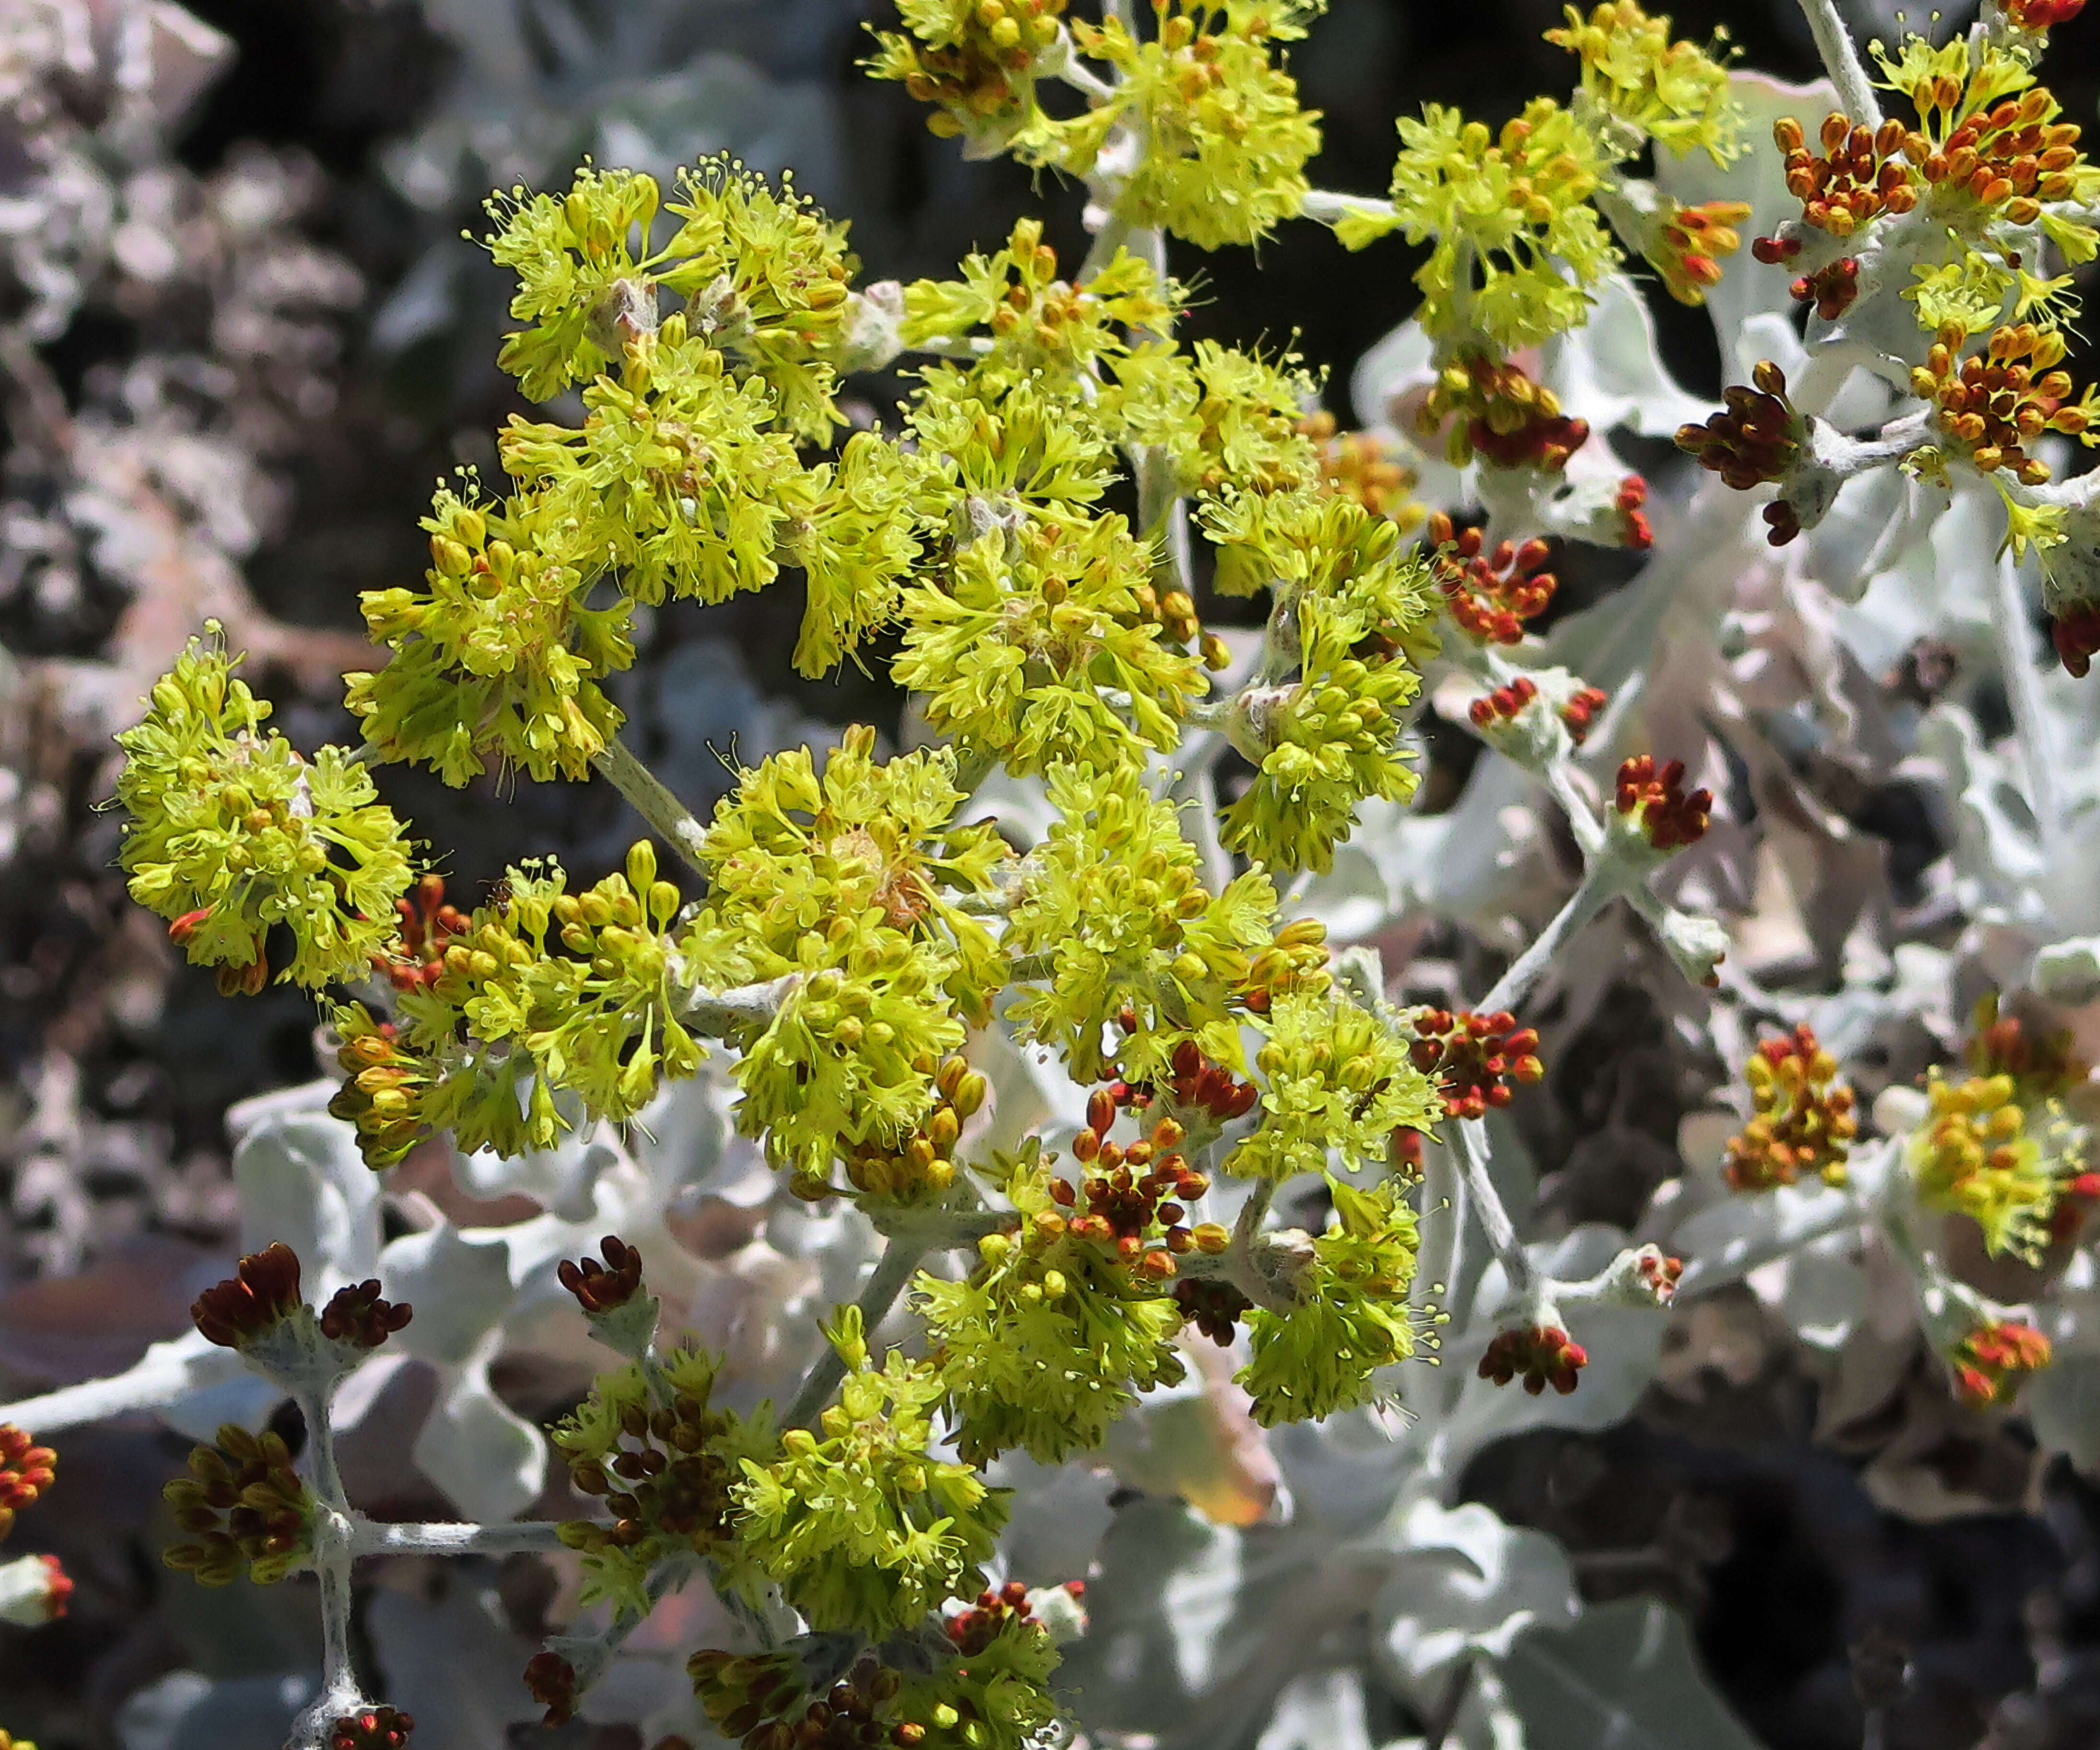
349, 1519, 571, 1558
1473, 861, 1617, 1017
592, 733, 712, 876
783, 1239, 931, 1430
1453, 1119, 1534, 1304
1795, 0, 1882, 128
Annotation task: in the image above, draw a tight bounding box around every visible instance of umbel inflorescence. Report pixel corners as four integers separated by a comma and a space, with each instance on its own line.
65, 0, 2100, 1741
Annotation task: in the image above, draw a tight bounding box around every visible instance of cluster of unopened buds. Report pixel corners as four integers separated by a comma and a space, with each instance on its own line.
524, 1651, 581, 1727
837, 1054, 991, 1200
162, 1424, 311, 1587
559, 1234, 645, 1314
190, 1239, 411, 1353
1966, 996, 2089, 1103
1675, 361, 1805, 543
1418, 351, 1589, 473
945, 1578, 1077, 1653
1479, 1323, 1587, 1395
1909, 90, 2079, 224
1407, 1008, 1543, 1120
328, 1706, 416, 1750
2005, 0, 2085, 26
1910, 321, 2092, 484
375, 873, 467, 992
1469, 676, 1538, 732
1775, 114, 1920, 236
1724, 1025, 1859, 1191
1466, 677, 1609, 747
0, 1426, 55, 1542
1124, 1036, 1260, 1125
1425, 515, 1556, 645
1301, 411, 1424, 528
558, 1382, 737, 1559
318, 1278, 414, 1350
1615, 755, 1712, 850
1061, 1097, 1224, 1280
189, 1240, 305, 1349
1655, 200, 1751, 304
2051, 603, 2100, 679
1174, 1275, 1254, 1344
1949, 1318, 2053, 1408
898, 0, 1066, 130
1235, 918, 1330, 1015
689, 1649, 918, 1750
1637, 1250, 1684, 1305
1614, 476, 1652, 551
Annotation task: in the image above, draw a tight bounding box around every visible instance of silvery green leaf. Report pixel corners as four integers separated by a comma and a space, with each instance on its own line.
1650, 70, 1839, 381
160, 1347, 285, 1445
1358, 756, 1547, 942
1672, 1176, 1860, 1286
1346, 316, 1468, 507
1834, 486, 1998, 678
1254, 1669, 1373, 1750
412, 1344, 547, 1522
1372, 1500, 1579, 1683
1538, 274, 1707, 438
380, 1222, 517, 1367
991, 1450, 1119, 1585
1913, 704, 2050, 929
1499, 1597, 1761, 1750
2033, 936, 2100, 1003
450, 1130, 614, 1222
226, 1084, 380, 1296
1054, 1497, 1243, 1735
1432, 1230, 1669, 1475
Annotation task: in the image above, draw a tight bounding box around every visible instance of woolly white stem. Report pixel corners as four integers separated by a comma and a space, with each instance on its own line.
348, 1519, 571, 1558
1795, 0, 1881, 128
680, 972, 803, 1037
1473, 861, 1617, 1017
592, 733, 712, 875
1453, 1120, 1534, 1303
284, 1387, 364, 1750
0, 1337, 246, 1436
783, 1240, 930, 1431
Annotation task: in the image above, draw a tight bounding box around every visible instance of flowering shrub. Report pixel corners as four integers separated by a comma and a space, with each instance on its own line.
6, 0, 2100, 1744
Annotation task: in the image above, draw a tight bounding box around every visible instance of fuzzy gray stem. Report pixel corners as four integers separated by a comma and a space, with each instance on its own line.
1795, 0, 1881, 127
1473, 862, 1616, 1017
0, 1340, 246, 1435
783, 1240, 930, 1430
284, 1387, 363, 1750
680, 972, 802, 1038
348, 1519, 570, 1558
592, 733, 712, 875
1454, 1119, 1533, 1303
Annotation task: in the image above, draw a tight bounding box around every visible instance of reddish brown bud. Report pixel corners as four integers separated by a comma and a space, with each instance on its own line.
192, 1243, 304, 1349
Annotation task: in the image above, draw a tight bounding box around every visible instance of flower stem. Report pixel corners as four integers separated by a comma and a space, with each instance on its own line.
783, 1240, 929, 1431
1453, 1119, 1533, 1304
592, 733, 712, 876
285, 1385, 366, 1750
680, 972, 802, 1038
1795, 0, 1881, 127
348, 1519, 570, 1558
1473, 861, 1617, 1017
0, 1336, 246, 1436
